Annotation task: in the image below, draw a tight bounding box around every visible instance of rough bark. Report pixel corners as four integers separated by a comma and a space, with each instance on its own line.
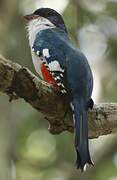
0, 54, 117, 138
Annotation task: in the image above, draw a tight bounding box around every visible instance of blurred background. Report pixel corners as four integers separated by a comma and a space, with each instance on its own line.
0, 0, 117, 180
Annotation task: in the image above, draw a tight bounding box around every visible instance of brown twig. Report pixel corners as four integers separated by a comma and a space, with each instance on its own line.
0, 55, 117, 138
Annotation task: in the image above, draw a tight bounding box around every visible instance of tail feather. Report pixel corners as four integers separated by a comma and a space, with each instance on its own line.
72, 97, 93, 171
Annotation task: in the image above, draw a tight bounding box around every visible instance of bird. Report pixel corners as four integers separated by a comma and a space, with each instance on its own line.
24, 7, 94, 171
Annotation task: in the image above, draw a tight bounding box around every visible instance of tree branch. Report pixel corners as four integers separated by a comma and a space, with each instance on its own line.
0, 54, 117, 138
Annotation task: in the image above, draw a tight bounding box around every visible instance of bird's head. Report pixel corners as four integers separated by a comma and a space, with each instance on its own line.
24, 8, 68, 33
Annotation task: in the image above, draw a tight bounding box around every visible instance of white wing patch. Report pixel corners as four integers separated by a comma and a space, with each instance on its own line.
48, 60, 64, 73
43, 49, 50, 58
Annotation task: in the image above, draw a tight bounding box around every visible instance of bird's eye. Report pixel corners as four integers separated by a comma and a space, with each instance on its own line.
47, 11, 52, 16
45, 24, 50, 26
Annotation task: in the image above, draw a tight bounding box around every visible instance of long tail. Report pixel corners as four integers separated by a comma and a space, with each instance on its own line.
72, 97, 93, 171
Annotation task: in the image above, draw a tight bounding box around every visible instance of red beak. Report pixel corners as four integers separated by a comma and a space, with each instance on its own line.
24, 14, 40, 21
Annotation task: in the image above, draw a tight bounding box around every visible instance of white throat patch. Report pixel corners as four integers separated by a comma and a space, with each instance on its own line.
27, 17, 55, 47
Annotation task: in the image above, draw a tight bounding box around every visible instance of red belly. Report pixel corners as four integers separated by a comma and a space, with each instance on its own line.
41, 63, 59, 90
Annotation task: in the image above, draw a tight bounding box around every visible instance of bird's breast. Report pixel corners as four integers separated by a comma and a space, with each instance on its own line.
32, 52, 42, 77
